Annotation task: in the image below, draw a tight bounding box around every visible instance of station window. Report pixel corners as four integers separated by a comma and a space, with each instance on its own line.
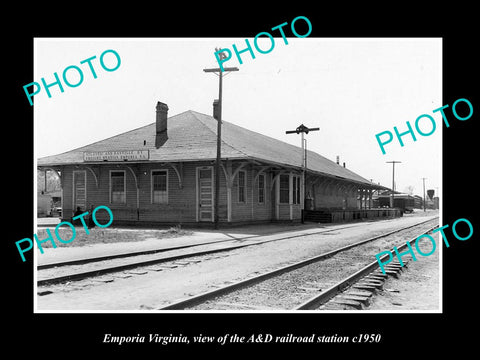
110, 171, 126, 204
238, 170, 246, 203
279, 174, 289, 203
258, 173, 265, 203
152, 170, 168, 204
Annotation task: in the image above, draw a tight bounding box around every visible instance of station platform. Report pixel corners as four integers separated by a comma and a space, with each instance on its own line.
305, 208, 402, 223
35, 210, 438, 267
35, 220, 375, 267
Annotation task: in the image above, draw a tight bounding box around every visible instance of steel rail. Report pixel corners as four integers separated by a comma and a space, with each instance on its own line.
158, 218, 438, 310
38, 222, 378, 269
38, 217, 436, 286
38, 239, 239, 270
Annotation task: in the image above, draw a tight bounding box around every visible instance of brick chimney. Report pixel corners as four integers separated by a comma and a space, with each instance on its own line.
155, 101, 169, 148
213, 99, 220, 120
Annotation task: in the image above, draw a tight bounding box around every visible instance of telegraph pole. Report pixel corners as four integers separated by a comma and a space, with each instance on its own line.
386, 161, 401, 208
286, 124, 320, 223
204, 49, 239, 229
422, 177, 427, 212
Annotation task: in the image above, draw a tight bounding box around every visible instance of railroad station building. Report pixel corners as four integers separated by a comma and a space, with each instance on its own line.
37, 101, 392, 226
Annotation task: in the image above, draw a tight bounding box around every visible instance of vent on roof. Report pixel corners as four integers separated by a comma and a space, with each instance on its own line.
155, 101, 169, 148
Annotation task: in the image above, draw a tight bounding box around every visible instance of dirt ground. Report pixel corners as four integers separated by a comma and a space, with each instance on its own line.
368, 242, 440, 311
35, 225, 193, 248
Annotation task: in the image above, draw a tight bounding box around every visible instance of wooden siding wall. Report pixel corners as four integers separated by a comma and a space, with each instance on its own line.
61, 162, 278, 224
309, 179, 358, 210
62, 163, 198, 223
229, 164, 272, 222
60, 162, 366, 224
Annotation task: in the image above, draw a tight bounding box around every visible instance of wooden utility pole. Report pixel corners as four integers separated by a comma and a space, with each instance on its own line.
422, 177, 427, 212
204, 50, 239, 229
386, 161, 401, 208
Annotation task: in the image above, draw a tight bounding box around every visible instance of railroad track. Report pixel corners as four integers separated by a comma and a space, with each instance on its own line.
157, 219, 438, 310
37, 218, 434, 287
297, 258, 412, 310
38, 221, 383, 270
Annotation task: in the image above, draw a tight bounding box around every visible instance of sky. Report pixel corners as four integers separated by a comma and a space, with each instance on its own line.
34, 37, 442, 199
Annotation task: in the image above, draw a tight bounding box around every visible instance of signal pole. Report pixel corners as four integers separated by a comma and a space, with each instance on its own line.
204, 49, 239, 229
386, 161, 401, 208
286, 124, 320, 223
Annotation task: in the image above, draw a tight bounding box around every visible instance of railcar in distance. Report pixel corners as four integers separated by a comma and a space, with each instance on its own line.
377, 193, 415, 213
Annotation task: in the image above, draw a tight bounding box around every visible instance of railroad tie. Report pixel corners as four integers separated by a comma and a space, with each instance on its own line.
144, 266, 164, 272
348, 290, 373, 298
91, 276, 115, 283
368, 274, 388, 281
352, 283, 378, 292
384, 269, 401, 278
172, 261, 191, 266
37, 290, 53, 296
391, 260, 410, 267
358, 279, 384, 289
331, 298, 363, 310
111, 273, 133, 279
156, 264, 179, 269
320, 302, 352, 310
126, 270, 148, 275
386, 264, 405, 271
338, 294, 371, 306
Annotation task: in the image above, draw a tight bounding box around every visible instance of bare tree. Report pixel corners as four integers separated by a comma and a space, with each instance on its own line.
37, 170, 61, 193
403, 185, 415, 195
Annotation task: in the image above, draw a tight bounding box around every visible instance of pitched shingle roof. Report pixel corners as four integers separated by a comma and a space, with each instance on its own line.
38, 110, 377, 186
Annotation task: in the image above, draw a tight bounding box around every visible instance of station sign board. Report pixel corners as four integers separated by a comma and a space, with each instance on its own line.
83, 150, 149, 162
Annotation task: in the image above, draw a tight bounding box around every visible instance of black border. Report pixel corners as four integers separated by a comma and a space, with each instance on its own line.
7, 5, 478, 355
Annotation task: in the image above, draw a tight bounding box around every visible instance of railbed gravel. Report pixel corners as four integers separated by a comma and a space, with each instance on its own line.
191, 220, 438, 310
